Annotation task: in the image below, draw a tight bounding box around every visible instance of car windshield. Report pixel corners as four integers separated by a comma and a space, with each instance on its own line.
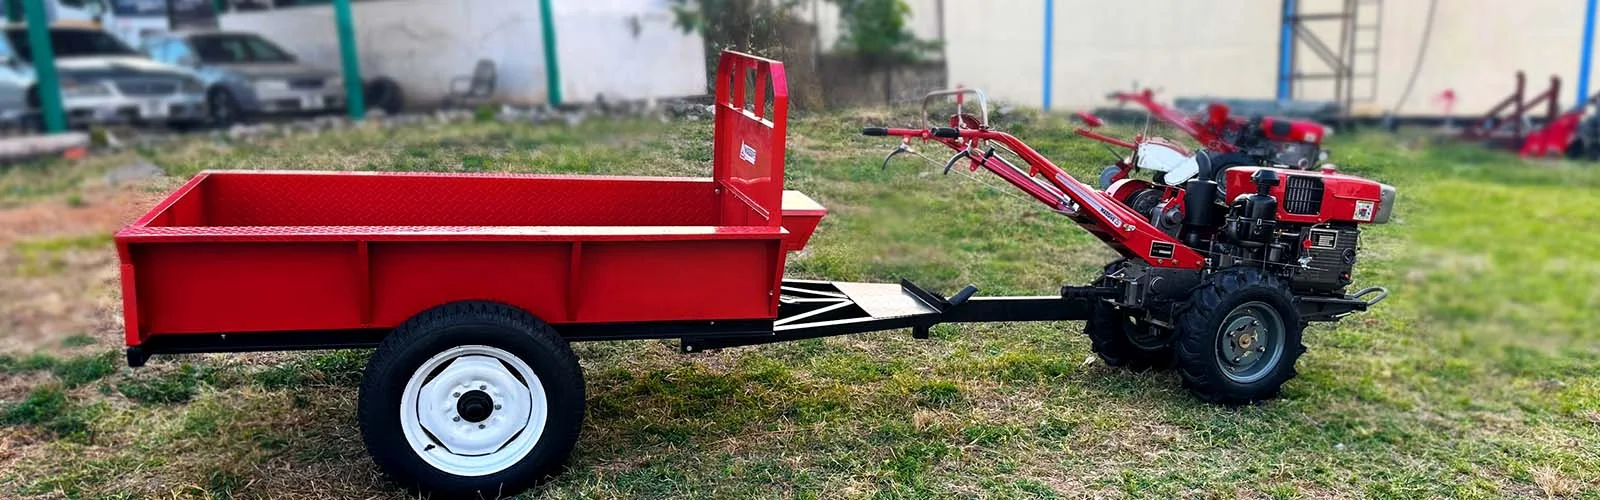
190, 34, 295, 64
4, 28, 139, 61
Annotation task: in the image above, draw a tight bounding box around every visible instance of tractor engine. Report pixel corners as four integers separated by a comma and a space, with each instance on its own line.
1233, 117, 1328, 169
1203, 167, 1394, 296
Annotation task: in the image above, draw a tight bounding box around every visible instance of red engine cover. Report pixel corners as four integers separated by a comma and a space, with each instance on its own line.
1223, 167, 1384, 224
1258, 117, 1326, 145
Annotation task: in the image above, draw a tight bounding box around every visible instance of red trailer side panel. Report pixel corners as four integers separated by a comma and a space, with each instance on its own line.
116, 51, 806, 348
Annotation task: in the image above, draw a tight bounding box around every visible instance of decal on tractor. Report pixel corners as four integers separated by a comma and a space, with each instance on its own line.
1309, 229, 1340, 249
1354, 200, 1375, 222
1150, 242, 1176, 259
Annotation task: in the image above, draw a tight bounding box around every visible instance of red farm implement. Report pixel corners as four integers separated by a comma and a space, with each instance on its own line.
1067, 89, 1332, 190
1463, 71, 1563, 147
117, 52, 1394, 499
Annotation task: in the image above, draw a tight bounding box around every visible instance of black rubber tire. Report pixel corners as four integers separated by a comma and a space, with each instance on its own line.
1083, 260, 1176, 371
208, 88, 243, 127
358, 301, 585, 499
365, 78, 406, 115
1172, 267, 1304, 405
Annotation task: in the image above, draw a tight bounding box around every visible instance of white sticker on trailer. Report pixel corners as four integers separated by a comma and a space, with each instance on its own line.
740, 142, 758, 165
1353, 200, 1375, 222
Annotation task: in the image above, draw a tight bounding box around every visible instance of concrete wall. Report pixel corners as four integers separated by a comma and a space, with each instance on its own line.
219, 0, 707, 108
551, 0, 708, 104
933, 0, 1597, 117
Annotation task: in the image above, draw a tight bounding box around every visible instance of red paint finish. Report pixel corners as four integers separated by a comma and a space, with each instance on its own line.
873, 127, 1204, 269
117, 51, 814, 348
1223, 167, 1385, 224
1258, 117, 1327, 145
780, 190, 826, 253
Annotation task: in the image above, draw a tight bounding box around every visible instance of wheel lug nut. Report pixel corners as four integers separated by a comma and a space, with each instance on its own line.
452, 416, 461, 422
452, 392, 460, 398
494, 405, 501, 410
478, 424, 485, 429
479, 385, 487, 391
1257, 346, 1266, 352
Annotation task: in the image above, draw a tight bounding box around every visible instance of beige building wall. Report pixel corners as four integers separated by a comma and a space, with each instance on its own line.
925, 0, 1595, 117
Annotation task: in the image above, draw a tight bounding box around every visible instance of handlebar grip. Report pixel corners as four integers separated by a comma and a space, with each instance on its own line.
862, 127, 889, 136
932, 127, 962, 138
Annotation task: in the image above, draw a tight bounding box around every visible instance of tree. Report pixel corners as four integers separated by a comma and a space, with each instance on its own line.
828, 0, 937, 65
669, 0, 804, 59
828, 0, 937, 105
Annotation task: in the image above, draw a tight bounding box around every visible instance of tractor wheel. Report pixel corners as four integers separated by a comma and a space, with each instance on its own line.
1172, 267, 1304, 405
1083, 260, 1176, 371
358, 301, 584, 499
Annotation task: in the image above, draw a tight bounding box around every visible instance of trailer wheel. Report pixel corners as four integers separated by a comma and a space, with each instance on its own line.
1172, 267, 1304, 405
358, 301, 584, 499
1084, 260, 1176, 371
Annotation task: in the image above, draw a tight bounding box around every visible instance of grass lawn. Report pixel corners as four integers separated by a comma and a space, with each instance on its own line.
0, 109, 1596, 499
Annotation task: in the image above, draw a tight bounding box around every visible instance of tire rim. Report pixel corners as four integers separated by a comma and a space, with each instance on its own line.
400, 345, 547, 477
1215, 301, 1286, 384
210, 94, 232, 123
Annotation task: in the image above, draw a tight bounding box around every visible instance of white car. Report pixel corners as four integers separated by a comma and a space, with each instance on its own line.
0, 23, 207, 128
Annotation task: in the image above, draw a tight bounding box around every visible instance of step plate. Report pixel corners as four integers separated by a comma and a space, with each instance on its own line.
833, 281, 940, 318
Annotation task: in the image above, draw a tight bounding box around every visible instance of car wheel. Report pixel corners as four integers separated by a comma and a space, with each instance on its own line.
208, 88, 243, 127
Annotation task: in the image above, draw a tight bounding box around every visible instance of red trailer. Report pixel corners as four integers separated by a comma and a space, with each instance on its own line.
117, 52, 1390, 499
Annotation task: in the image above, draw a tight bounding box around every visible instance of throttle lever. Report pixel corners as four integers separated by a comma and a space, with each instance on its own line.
942, 149, 971, 175
881, 142, 913, 170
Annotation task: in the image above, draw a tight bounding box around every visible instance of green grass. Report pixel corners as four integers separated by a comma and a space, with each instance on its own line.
0, 111, 1596, 498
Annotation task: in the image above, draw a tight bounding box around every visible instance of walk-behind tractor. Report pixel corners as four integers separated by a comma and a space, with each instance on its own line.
114, 52, 1394, 499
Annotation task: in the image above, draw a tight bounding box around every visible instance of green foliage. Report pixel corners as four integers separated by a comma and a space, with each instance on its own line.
118, 364, 203, 404
0, 353, 58, 372
828, 0, 937, 63
1, 386, 96, 439
1, 114, 1599, 497
473, 104, 497, 123
51, 351, 117, 388
668, 0, 803, 56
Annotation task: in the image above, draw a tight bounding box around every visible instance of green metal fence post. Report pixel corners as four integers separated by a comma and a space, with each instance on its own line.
4, 0, 23, 23
538, 0, 561, 106
333, 0, 364, 120
22, 0, 66, 133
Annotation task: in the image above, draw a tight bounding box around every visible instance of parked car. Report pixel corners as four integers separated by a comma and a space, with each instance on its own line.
0, 23, 207, 129
141, 30, 345, 125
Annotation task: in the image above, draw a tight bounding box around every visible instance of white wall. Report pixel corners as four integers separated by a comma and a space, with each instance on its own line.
937, 0, 1599, 117
552, 0, 708, 103
219, 0, 707, 107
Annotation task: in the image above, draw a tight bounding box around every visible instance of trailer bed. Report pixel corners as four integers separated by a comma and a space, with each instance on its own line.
116, 53, 821, 353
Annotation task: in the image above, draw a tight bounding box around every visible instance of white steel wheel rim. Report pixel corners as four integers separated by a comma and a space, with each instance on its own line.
400, 345, 548, 477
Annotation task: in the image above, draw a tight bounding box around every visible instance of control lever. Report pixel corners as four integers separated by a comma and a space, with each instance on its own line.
881, 142, 913, 170
947, 285, 979, 306
943, 149, 971, 175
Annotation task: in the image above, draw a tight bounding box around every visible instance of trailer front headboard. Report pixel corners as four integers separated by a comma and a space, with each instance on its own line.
713, 51, 788, 227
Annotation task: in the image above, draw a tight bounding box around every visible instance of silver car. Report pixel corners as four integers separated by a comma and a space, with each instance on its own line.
0, 24, 207, 128
142, 31, 345, 125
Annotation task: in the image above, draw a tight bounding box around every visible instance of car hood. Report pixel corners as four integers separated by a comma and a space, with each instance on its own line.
54, 57, 198, 81
214, 63, 336, 80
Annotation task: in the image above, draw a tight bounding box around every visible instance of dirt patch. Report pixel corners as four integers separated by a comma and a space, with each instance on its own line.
0, 181, 158, 355
0, 371, 52, 401
0, 187, 157, 247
